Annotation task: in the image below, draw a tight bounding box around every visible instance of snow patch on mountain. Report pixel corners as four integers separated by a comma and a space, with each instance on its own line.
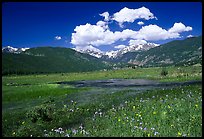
105, 43, 160, 58
73, 45, 104, 58
73, 43, 160, 58
2, 46, 30, 53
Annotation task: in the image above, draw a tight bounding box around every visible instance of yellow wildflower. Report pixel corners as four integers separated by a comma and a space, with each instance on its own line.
118, 118, 121, 122
153, 111, 157, 115
195, 104, 198, 108
178, 132, 182, 136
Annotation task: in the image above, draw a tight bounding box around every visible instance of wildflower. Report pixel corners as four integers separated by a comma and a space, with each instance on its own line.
133, 106, 136, 110
99, 112, 102, 117
65, 134, 70, 137
195, 104, 198, 108
182, 134, 187, 137
79, 124, 83, 130
72, 129, 78, 135
55, 129, 60, 133
153, 111, 157, 115
154, 131, 159, 136
60, 131, 64, 134
148, 133, 150, 137
151, 127, 155, 130
168, 105, 171, 109
133, 126, 138, 129
22, 121, 25, 125
143, 127, 147, 131
118, 118, 121, 122
178, 132, 182, 136
12, 132, 15, 135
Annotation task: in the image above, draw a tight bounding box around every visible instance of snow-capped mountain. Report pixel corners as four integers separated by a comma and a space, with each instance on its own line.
73, 43, 160, 59
73, 46, 104, 58
2, 46, 30, 53
78, 49, 104, 58
2, 46, 18, 53
104, 43, 160, 58
104, 50, 119, 58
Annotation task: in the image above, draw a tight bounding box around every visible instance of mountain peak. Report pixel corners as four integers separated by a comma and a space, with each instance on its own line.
73, 45, 104, 58
74, 43, 160, 59
2, 46, 30, 53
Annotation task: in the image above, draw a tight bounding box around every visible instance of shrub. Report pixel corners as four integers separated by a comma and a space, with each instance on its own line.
160, 68, 168, 76
26, 103, 56, 123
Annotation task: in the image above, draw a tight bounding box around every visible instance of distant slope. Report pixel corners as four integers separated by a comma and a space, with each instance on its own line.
114, 36, 202, 67
2, 47, 111, 75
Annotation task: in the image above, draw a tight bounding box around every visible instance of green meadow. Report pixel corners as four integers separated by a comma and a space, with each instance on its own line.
2, 66, 202, 137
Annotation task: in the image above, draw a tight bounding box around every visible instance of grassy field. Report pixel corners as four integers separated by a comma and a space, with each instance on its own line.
2, 66, 202, 137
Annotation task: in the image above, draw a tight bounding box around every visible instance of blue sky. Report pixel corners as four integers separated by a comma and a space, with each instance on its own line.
2, 2, 202, 52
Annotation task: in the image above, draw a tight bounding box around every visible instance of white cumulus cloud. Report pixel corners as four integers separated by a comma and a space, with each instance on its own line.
129, 39, 147, 46
134, 23, 192, 41
96, 20, 109, 29
114, 44, 127, 49
71, 23, 115, 47
168, 22, 192, 33
134, 24, 177, 41
187, 34, 194, 38
71, 6, 193, 52
112, 7, 156, 28
137, 21, 144, 25
55, 36, 62, 40
99, 12, 110, 21
71, 22, 193, 49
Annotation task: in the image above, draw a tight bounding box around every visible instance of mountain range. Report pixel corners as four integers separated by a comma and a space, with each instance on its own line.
2, 47, 111, 75
2, 36, 202, 75
113, 36, 202, 67
2, 46, 30, 54
73, 42, 159, 58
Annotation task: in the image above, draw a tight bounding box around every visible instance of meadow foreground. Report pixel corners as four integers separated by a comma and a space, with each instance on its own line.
2, 66, 202, 137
